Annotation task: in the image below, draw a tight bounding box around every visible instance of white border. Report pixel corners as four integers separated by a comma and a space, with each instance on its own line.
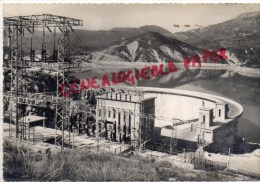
1, 0, 260, 3
0, 1, 259, 181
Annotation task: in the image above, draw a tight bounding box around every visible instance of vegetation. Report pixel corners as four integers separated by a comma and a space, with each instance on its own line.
3, 139, 254, 181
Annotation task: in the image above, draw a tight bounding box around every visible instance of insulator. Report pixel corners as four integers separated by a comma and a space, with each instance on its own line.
53, 50, 58, 62
20, 50, 24, 60
30, 50, 35, 62
41, 49, 47, 62
4, 47, 11, 60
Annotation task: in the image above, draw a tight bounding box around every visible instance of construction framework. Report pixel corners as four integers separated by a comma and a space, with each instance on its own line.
59, 87, 191, 151
3, 14, 83, 150
3, 14, 203, 153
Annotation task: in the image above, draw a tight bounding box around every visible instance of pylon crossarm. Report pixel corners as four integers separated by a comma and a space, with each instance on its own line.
4, 14, 83, 28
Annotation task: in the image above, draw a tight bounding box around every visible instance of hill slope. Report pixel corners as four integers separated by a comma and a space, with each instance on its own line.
86, 31, 203, 62
173, 12, 260, 68
3, 25, 174, 56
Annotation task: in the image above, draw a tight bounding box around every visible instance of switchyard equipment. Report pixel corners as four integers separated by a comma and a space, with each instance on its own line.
3, 14, 83, 150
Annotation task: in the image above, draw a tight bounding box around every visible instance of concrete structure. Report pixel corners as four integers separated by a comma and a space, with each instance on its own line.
19, 114, 47, 140
96, 92, 155, 148
21, 115, 47, 127
98, 87, 243, 154
141, 87, 243, 154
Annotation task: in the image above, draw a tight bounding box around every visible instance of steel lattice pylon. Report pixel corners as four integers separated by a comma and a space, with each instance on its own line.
138, 91, 145, 149
55, 24, 72, 149
7, 21, 25, 139
3, 14, 83, 150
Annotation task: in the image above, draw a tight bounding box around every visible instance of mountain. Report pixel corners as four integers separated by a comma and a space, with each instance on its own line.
4, 12, 259, 67
70, 25, 174, 53
3, 25, 174, 56
173, 12, 260, 68
86, 31, 204, 62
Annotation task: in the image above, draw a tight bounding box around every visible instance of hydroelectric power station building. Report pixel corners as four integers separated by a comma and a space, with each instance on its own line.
95, 87, 243, 154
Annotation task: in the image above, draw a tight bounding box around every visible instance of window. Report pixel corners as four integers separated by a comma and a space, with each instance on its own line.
113, 109, 116, 118
98, 123, 102, 132
129, 114, 131, 123
202, 115, 205, 124
219, 109, 221, 117
128, 115, 131, 134
108, 110, 111, 118
118, 112, 121, 125
98, 109, 101, 117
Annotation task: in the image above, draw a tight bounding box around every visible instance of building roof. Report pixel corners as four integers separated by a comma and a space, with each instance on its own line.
138, 87, 243, 119
142, 97, 156, 102
20, 115, 47, 124
200, 107, 213, 111
161, 123, 199, 142
197, 119, 233, 131
96, 94, 156, 103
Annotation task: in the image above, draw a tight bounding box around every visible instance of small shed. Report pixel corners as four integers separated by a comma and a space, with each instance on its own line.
20, 115, 47, 127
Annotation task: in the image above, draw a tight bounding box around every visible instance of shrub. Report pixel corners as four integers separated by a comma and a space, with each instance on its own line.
3, 140, 158, 181
3, 139, 254, 181
155, 160, 172, 168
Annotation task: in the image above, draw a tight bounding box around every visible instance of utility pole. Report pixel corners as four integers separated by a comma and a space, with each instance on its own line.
72, 126, 75, 149
43, 112, 45, 128
9, 113, 11, 138
170, 118, 177, 155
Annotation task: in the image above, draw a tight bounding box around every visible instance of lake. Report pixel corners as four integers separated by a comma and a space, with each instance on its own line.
73, 66, 260, 143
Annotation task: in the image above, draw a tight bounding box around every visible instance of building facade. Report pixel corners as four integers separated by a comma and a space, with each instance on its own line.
95, 87, 243, 154
96, 92, 155, 148
197, 103, 238, 153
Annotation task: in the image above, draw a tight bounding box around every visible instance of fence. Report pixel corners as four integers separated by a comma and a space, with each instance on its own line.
192, 157, 227, 171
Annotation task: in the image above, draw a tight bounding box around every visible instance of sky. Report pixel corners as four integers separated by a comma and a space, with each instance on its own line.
3, 4, 260, 33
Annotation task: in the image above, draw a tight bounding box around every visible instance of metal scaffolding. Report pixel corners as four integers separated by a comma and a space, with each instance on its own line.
3, 14, 199, 153
3, 14, 83, 150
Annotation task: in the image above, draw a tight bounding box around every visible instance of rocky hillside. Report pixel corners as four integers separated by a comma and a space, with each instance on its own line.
173, 12, 260, 68
3, 25, 174, 56
86, 32, 203, 63
3, 12, 259, 67
71, 25, 174, 52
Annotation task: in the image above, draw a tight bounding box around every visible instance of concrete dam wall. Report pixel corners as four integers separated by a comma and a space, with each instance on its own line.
140, 87, 243, 128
